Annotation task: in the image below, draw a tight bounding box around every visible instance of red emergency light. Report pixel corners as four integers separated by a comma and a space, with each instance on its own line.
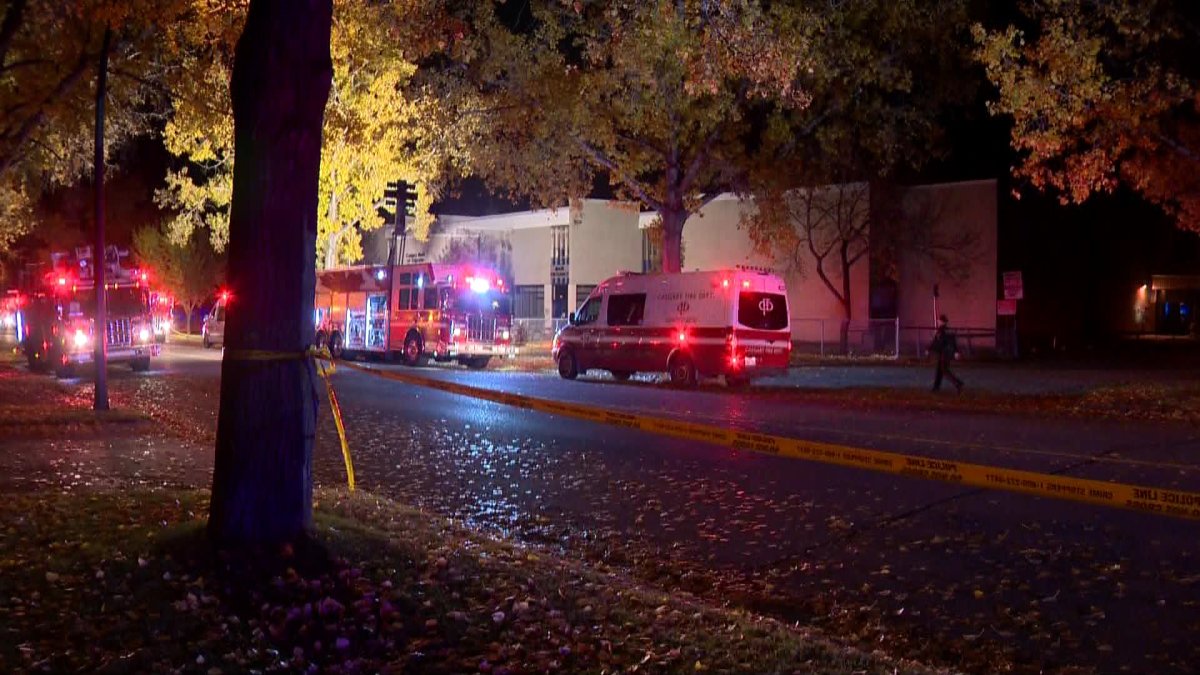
57, 276, 67, 287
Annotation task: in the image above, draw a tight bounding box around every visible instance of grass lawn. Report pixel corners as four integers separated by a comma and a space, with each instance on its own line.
0, 488, 940, 674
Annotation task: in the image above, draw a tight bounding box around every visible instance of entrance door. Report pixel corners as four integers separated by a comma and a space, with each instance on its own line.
552, 282, 568, 319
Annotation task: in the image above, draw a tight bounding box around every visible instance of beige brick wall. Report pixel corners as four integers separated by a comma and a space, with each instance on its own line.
568, 199, 644, 310
895, 180, 997, 337
683, 194, 871, 344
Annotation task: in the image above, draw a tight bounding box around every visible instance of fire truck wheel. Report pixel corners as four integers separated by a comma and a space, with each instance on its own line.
131, 357, 151, 372
668, 354, 697, 388
54, 359, 75, 379
26, 350, 47, 373
402, 332, 424, 366
556, 349, 579, 380
610, 370, 633, 382
464, 356, 491, 370
329, 332, 344, 359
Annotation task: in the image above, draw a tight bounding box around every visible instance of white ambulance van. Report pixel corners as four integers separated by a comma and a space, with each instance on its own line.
552, 268, 791, 386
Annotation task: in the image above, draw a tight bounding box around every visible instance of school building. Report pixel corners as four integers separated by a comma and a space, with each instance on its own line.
363, 179, 999, 355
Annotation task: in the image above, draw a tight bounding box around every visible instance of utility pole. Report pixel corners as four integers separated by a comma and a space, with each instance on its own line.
92, 27, 112, 411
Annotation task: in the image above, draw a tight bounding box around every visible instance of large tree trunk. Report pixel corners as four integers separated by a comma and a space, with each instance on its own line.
660, 208, 685, 274
208, 0, 333, 547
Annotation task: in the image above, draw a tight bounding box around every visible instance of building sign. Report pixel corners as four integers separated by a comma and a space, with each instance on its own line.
997, 299, 1018, 316
1002, 271, 1024, 300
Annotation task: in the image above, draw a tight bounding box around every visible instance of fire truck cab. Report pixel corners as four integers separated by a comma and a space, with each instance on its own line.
552, 268, 791, 387
19, 247, 161, 377
314, 262, 516, 368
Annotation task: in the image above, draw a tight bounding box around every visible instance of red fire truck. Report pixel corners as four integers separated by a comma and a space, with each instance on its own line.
19, 247, 161, 377
314, 262, 516, 368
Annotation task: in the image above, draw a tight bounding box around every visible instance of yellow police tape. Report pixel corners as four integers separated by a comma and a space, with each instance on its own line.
223, 347, 355, 492
335, 361, 1200, 521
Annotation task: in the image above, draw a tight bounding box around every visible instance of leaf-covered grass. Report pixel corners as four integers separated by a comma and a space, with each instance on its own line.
0, 488, 942, 675
748, 381, 1200, 425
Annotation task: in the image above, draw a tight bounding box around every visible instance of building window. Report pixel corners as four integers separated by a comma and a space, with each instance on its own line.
514, 285, 545, 318
642, 227, 662, 273
551, 225, 569, 267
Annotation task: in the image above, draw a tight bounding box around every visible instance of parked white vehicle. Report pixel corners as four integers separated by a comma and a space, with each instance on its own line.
552, 268, 791, 386
202, 293, 227, 348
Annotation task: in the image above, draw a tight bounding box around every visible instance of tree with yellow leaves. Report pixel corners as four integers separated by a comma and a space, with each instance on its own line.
0, 0, 191, 255
158, 0, 434, 268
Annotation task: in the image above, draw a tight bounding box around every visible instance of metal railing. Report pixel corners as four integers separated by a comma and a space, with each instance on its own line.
901, 325, 999, 359
512, 317, 568, 346
789, 317, 901, 358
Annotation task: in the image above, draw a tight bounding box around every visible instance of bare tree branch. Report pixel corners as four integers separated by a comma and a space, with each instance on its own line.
0, 47, 93, 178
575, 138, 665, 212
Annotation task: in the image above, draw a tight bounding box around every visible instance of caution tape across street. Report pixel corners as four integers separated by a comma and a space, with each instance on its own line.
337, 361, 1200, 521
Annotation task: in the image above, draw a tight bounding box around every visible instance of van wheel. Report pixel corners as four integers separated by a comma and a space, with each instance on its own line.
557, 349, 579, 380
329, 332, 344, 359
131, 357, 151, 372
668, 354, 697, 387
402, 332, 424, 366
610, 370, 633, 382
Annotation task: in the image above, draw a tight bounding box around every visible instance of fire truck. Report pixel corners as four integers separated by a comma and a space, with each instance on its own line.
147, 291, 173, 343
314, 262, 515, 368
19, 246, 161, 377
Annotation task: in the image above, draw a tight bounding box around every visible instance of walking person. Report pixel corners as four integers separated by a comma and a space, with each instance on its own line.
929, 314, 963, 393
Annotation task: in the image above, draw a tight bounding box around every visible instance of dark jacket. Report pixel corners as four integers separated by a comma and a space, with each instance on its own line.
929, 327, 957, 359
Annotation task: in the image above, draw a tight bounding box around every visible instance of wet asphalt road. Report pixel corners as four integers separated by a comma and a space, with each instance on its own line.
41, 344, 1200, 672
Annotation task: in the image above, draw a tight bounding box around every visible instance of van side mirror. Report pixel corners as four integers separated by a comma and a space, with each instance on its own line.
567, 312, 577, 326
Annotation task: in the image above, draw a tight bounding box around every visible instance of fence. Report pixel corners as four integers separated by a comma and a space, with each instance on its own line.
901, 325, 1000, 359
512, 317, 569, 347
514, 316, 914, 358
790, 317, 901, 358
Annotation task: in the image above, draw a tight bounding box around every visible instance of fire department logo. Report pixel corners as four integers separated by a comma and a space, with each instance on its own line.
758, 297, 775, 316
676, 301, 690, 314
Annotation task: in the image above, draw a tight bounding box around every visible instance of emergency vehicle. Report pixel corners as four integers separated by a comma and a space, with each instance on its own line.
552, 268, 791, 386
201, 290, 228, 348
148, 291, 173, 343
1, 290, 21, 336
19, 247, 161, 377
314, 262, 515, 368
